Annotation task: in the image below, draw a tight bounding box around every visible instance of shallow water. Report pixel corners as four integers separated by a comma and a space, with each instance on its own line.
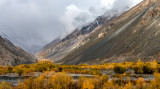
0, 76, 29, 85
0, 73, 155, 86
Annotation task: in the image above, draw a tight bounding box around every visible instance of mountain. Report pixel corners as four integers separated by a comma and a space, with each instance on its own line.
0, 36, 37, 66
37, 0, 160, 65
57, 0, 160, 64
36, 9, 123, 61
35, 37, 61, 60
1, 32, 44, 54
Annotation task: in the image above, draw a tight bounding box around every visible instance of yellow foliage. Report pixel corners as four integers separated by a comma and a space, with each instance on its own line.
100, 75, 109, 84
82, 79, 95, 89
103, 81, 116, 89
1, 61, 160, 89
0, 82, 13, 89
124, 82, 132, 89
17, 77, 34, 89
49, 73, 73, 89
147, 73, 160, 89
136, 77, 146, 89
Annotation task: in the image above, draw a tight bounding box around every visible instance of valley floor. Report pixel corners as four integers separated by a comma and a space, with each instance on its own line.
0, 60, 160, 89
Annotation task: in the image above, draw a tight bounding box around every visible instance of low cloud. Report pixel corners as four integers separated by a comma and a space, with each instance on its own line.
60, 0, 143, 37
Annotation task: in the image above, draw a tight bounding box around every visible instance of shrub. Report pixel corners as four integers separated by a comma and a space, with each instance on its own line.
143, 64, 155, 74
136, 78, 146, 89
23, 64, 30, 68
35, 66, 47, 72
48, 65, 55, 70
100, 75, 109, 84
113, 65, 127, 74
133, 64, 155, 74
78, 76, 100, 89
17, 77, 34, 89
124, 82, 132, 89
7, 66, 13, 73
133, 65, 143, 74
49, 73, 74, 89
156, 65, 160, 73
157, 62, 160, 64
147, 73, 160, 89
0, 82, 13, 89
90, 70, 102, 76
82, 78, 95, 89
58, 67, 63, 72
17, 73, 75, 89
16, 68, 24, 76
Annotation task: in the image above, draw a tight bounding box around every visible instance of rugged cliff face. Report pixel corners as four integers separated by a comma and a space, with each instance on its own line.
0, 36, 37, 66
36, 10, 120, 61
57, 0, 160, 64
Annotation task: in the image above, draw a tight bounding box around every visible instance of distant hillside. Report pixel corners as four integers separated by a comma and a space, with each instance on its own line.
0, 36, 37, 66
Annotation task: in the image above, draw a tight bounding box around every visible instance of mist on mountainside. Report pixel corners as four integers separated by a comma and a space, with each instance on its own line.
0, 0, 142, 53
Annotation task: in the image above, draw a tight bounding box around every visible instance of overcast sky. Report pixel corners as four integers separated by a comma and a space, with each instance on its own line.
0, 0, 143, 53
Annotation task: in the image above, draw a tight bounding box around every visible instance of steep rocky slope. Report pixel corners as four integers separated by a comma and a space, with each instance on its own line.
36, 37, 61, 60
0, 36, 37, 66
58, 0, 160, 64
36, 10, 121, 61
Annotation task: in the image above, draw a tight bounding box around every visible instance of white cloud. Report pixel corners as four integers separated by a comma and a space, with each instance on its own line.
60, 5, 81, 33
60, 0, 143, 37
100, 0, 115, 9
60, 4, 94, 35
131, 0, 143, 6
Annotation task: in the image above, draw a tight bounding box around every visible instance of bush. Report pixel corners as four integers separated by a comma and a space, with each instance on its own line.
17, 77, 34, 89
82, 78, 95, 89
7, 66, 13, 73
49, 73, 74, 89
136, 78, 146, 89
133, 64, 155, 74
35, 66, 47, 72
23, 64, 30, 68
157, 65, 160, 73
157, 62, 160, 64
58, 67, 63, 72
147, 73, 160, 89
100, 75, 109, 84
16, 68, 24, 76
113, 66, 127, 74
90, 70, 102, 76
133, 65, 143, 74
0, 82, 13, 89
143, 64, 155, 74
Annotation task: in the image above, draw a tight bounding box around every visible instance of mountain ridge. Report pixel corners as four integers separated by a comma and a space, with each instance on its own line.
58, 0, 160, 64
36, 9, 122, 61
37, 0, 160, 65
0, 36, 37, 66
